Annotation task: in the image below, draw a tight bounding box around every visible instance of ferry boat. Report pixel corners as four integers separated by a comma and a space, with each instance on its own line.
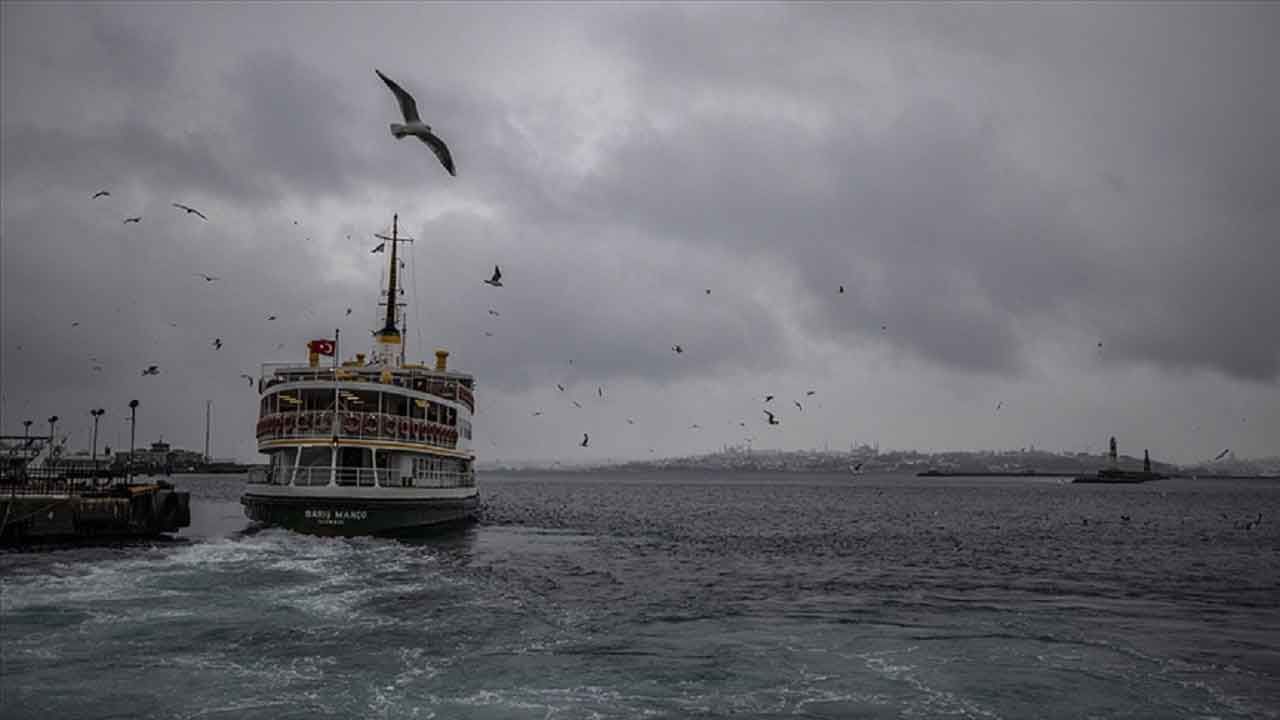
241, 214, 478, 535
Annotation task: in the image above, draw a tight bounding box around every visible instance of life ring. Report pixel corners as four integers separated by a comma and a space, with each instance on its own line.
382, 415, 397, 437
316, 412, 332, 432
364, 414, 378, 434
344, 414, 360, 434
297, 413, 312, 431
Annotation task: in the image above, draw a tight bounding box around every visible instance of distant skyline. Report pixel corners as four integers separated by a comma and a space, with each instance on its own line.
2, 3, 1278, 465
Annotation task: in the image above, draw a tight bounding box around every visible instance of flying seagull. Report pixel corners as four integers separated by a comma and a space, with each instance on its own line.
1214, 449, 1230, 461
765, 395, 774, 402
995, 401, 1003, 412
794, 401, 803, 411
172, 203, 207, 220
690, 424, 701, 430
346, 308, 352, 316
764, 410, 779, 425
142, 365, 160, 376
672, 344, 684, 354
556, 384, 565, 392
580, 433, 589, 447
92, 190, 111, 199
572, 401, 582, 409
266, 315, 277, 321
484, 331, 494, 337
627, 418, 635, 425
239, 374, 255, 387
123, 217, 141, 224
371, 242, 386, 254
212, 338, 223, 350
705, 289, 711, 295
805, 390, 816, 396
376, 69, 456, 176
71, 321, 80, 327
838, 285, 845, 294
488, 309, 500, 317
597, 386, 603, 398
193, 273, 219, 283
532, 411, 543, 417
484, 266, 503, 287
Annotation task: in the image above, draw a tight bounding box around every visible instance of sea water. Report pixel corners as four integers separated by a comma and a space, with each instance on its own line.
2, 472, 1278, 719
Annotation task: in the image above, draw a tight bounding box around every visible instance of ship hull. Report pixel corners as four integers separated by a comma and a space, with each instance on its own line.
241, 492, 478, 536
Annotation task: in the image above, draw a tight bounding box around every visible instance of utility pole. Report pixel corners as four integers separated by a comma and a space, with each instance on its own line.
128, 400, 138, 481
204, 400, 212, 463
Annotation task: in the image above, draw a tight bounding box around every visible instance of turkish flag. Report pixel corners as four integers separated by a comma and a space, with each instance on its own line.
308, 339, 335, 356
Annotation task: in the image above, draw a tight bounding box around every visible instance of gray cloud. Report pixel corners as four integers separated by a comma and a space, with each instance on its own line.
2, 3, 1277, 462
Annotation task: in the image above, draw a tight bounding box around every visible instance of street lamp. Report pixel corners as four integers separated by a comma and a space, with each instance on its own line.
128, 400, 139, 481
90, 408, 105, 473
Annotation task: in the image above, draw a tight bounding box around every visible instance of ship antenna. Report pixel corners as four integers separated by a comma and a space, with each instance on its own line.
373, 214, 413, 364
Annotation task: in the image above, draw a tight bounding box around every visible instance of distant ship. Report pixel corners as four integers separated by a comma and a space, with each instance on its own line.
240, 215, 478, 535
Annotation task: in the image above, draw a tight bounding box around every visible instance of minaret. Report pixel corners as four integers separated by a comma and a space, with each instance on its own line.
372, 214, 413, 367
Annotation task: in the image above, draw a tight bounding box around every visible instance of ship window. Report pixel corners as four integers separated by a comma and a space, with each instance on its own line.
384, 393, 407, 417
298, 388, 332, 412
427, 402, 439, 423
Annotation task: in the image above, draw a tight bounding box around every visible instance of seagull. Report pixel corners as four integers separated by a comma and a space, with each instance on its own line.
556, 384, 565, 392
376, 69, 457, 176
142, 365, 160, 376
572, 401, 582, 408
266, 315, 277, 321
193, 273, 219, 283
488, 309, 500, 317
532, 411, 543, 417
239, 373, 255, 386
484, 331, 494, 337
995, 401, 1003, 411
484, 266, 503, 287
705, 289, 711, 295
764, 410, 779, 425
212, 338, 223, 350
881, 324, 887, 332
853, 462, 863, 471
172, 203, 207, 220
92, 190, 111, 199
805, 390, 816, 396
627, 418, 635, 425
672, 344, 683, 354
345, 308, 352, 316
690, 424, 701, 430
371, 242, 386, 254
71, 321, 80, 327
794, 401, 803, 411
597, 386, 603, 398
123, 217, 141, 224
838, 285, 845, 294
92, 364, 104, 373
764, 395, 774, 402
580, 433, 589, 447
1213, 449, 1230, 461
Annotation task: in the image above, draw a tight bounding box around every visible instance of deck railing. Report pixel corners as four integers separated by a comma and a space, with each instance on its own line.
256, 411, 461, 449
259, 367, 474, 412
247, 466, 473, 489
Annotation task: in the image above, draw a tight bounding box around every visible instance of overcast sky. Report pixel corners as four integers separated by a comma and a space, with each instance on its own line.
2, 2, 1277, 464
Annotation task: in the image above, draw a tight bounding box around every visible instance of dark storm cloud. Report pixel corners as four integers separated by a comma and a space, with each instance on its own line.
588, 3, 1280, 381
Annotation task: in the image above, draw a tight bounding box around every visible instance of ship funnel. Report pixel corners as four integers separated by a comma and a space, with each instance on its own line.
435, 349, 449, 371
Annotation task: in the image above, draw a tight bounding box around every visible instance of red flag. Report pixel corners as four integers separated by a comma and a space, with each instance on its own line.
308, 339, 335, 356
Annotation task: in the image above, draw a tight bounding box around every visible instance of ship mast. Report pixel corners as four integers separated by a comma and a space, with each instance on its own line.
372, 214, 413, 366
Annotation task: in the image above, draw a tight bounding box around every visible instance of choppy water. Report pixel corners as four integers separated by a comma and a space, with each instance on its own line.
2, 472, 1278, 719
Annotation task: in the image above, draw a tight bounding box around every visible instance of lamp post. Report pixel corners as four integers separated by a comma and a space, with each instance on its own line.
128, 400, 139, 481
90, 408, 105, 474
